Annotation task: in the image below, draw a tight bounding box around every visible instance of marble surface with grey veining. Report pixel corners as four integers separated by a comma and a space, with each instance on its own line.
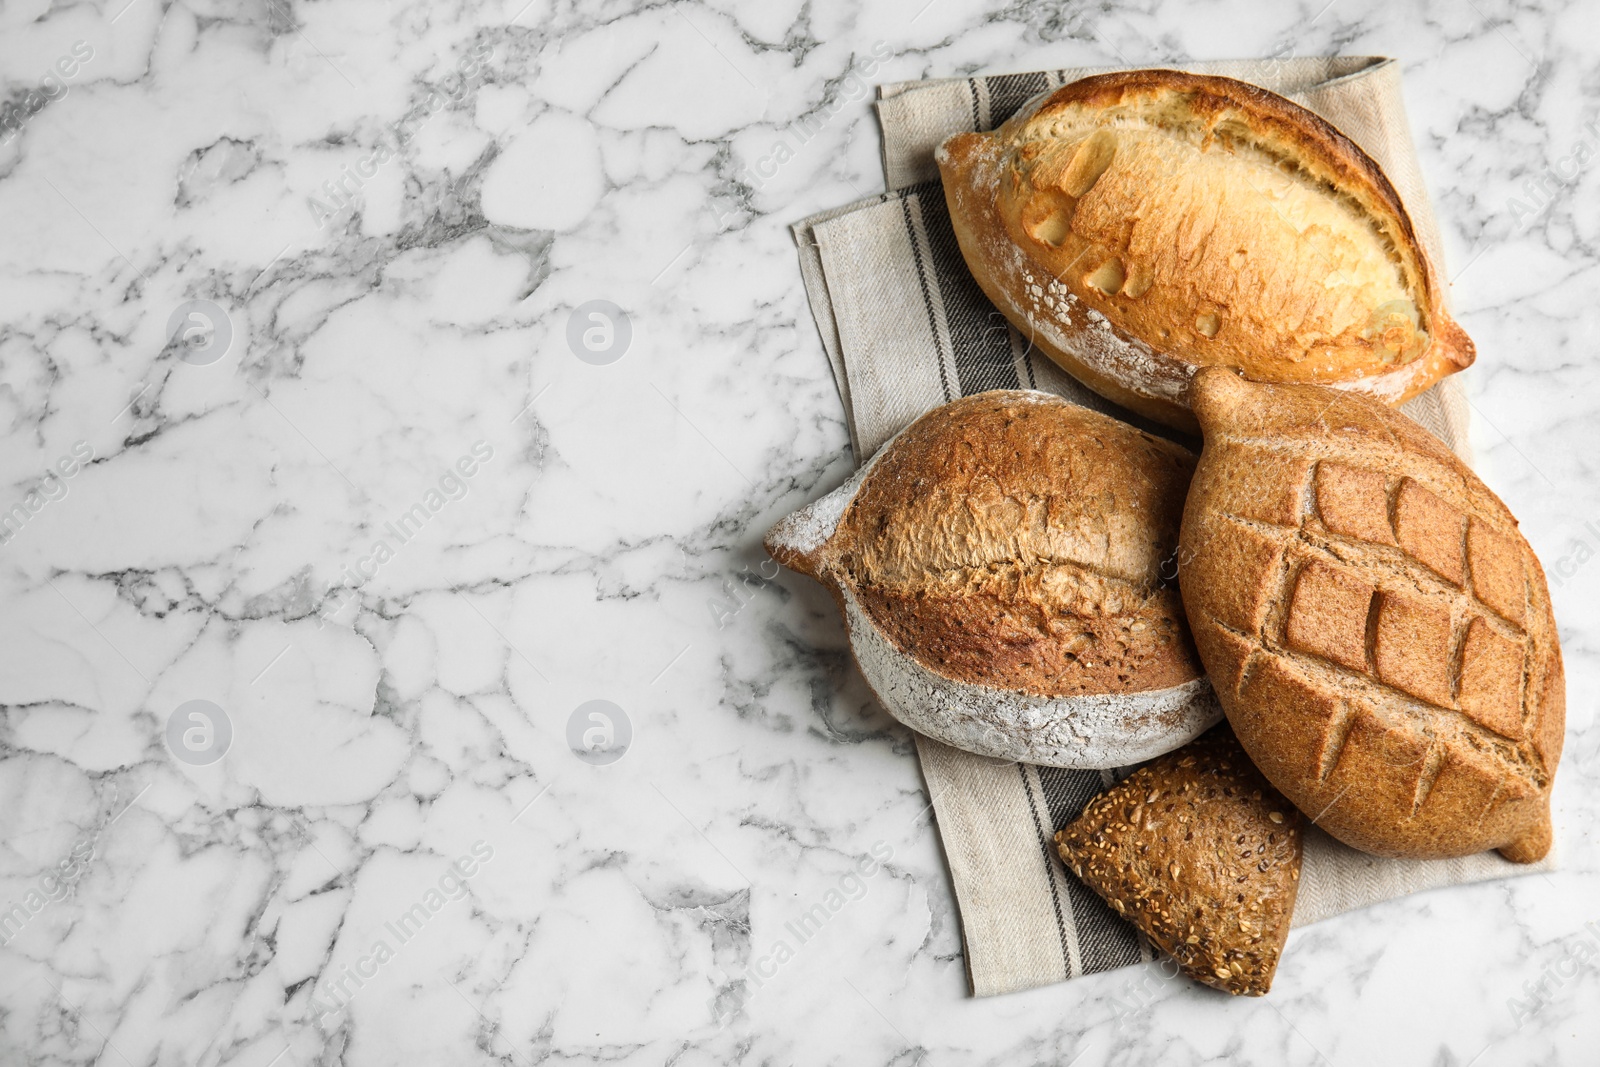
1, 0, 1598, 1064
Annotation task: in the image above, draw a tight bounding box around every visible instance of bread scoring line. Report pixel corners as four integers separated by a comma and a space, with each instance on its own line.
1220, 436, 1535, 635
1211, 617, 1543, 795
1216, 434, 1514, 527
1012, 80, 1435, 320
1212, 511, 1537, 768
839, 550, 1174, 599
1216, 511, 1540, 763
1218, 510, 1529, 642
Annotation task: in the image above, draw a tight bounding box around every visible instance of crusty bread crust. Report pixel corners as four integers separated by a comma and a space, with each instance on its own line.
765, 390, 1222, 768
936, 71, 1475, 432
834, 391, 1200, 696
1178, 370, 1562, 863
1055, 726, 1303, 996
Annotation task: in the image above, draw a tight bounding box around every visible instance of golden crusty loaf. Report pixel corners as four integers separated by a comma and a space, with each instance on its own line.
936, 70, 1475, 432
765, 390, 1220, 768
1178, 370, 1563, 862
1054, 726, 1303, 996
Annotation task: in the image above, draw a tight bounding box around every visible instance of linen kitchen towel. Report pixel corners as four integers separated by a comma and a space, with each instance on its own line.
790, 56, 1559, 998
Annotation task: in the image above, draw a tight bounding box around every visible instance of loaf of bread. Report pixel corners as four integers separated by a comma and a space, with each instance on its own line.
1178, 370, 1563, 862
1054, 726, 1303, 996
936, 71, 1475, 431
765, 391, 1220, 767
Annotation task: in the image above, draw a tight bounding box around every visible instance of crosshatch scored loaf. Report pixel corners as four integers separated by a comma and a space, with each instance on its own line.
1177, 370, 1563, 863
764, 390, 1222, 768
936, 70, 1475, 431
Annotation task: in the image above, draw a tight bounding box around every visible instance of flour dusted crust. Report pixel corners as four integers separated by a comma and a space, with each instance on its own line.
841, 586, 1218, 767
936, 71, 1475, 432
1178, 370, 1563, 862
766, 391, 1221, 768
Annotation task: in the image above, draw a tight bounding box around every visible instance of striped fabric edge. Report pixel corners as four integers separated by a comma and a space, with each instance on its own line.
807, 187, 1044, 460
806, 180, 1190, 458
899, 183, 1025, 398
915, 734, 1154, 997
808, 196, 953, 458
791, 192, 900, 458
1029, 764, 1151, 976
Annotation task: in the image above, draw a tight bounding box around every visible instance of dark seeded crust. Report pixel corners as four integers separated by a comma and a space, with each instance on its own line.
1054, 726, 1303, 996
827, 391, 1203, 697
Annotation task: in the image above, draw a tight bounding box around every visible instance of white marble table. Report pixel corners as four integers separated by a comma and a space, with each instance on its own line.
1, 0, 1596, 1063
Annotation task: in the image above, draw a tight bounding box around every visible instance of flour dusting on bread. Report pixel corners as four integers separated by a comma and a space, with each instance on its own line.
765, 390, 1223, 768
936, 71, 1475, 430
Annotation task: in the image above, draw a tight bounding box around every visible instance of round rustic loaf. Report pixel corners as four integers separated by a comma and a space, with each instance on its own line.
936, 71, 1475, 432
1178, 370, 1563, 862
766, 390, 1220, 767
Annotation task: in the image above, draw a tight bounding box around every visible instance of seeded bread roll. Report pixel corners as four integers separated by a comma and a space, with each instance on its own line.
1178, 370, 1563, 862
1054, 726, 1303, 996
765, 390, 1220, 768
936, 70, 1475, 432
